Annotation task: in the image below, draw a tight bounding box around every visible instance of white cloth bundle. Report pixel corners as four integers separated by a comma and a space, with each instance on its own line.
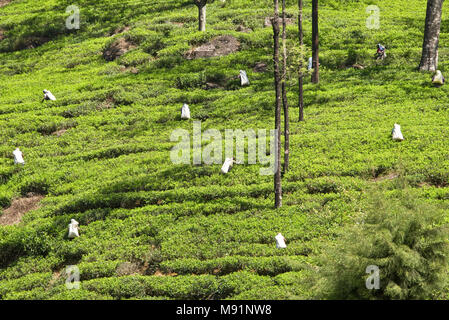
221, 158, 235, 174
239, 70, 250, 86
392, 124, 404, 141
432, 70, 445, 85
181, 104, 190, 120
43, 89, 56, 101
13, 148, 25, 165
68, 219, 80, 239
275, 233, 287, 248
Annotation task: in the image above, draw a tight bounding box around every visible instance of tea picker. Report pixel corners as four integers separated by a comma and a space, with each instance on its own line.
308, 57, 313, 71
376, 44, 386, 60
275, 233, 287, 249
239, 70, 250, 86
68, 219, 80, 239
13, 148, 25, 165
42, 89, 56, 102
308, 57, 320, 71
392, 123, 404, 141
181, 103, 191, 120
221, 157, 236, 174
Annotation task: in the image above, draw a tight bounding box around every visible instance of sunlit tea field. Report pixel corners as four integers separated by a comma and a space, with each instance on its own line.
0, 0, 449, 299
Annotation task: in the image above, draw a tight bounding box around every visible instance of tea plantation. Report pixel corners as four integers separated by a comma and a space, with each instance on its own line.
0, 0, 449, 299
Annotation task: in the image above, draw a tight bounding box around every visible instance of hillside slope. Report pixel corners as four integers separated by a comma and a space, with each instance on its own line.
0, 0, 449, 299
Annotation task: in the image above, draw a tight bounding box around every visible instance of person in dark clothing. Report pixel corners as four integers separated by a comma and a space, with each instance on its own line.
376, 44, 386, 60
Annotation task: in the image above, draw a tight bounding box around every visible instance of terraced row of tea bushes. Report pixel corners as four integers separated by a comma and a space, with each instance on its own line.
1, 270, 304, 300
159, 255, 309, 276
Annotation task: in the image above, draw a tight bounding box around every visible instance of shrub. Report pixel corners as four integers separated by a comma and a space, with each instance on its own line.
309, 187, 449, 300
19, 176, 50, 195
118, 50, 151, 67
175, 72, 207, 89
0, 194, 11, 208
110, 88, 142, 106
0, 227, 54, 268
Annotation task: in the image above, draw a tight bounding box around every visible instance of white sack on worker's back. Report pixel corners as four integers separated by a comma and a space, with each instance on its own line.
181, 104, 190, 120
275, 233, 287, 248
432, 70, 445, 85
392, 124, 404, 141
239, 70, 250, 86
68, 219, 80, 239
221, 158, 235, 174
13, 148, 24, 165
308, 57, 313, 71
43, 89, 56, 101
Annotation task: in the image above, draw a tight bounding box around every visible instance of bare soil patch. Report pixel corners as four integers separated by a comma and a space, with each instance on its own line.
236, 25, 252, 33
52, 129, 67, 137
48, 271, 62, 288
168, 21, 184, 27
253, 62, 268, 73
116, 262, 142, 276
0, 0, 11, 8
184, 35, 240, 60
372, 172, 399, 182
154, 269, 178, 277
418, 182, 431, 188
109, 26, 131, 36
351, 64, 365, 70
103, 37, 137, 61
119, 65, 139, 74
0, 30, 5, 41
22, 36, 51, 50
204, 82, 223, 90
0, 194, 44, 226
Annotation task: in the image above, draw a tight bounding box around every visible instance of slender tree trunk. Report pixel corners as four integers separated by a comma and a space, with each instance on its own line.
298, 0, 304, 121
282, 0, 289, 172
272, 0, 282, 208
311, 0, 319, 83
198, 4, 207, 31
419, 0, 444, 71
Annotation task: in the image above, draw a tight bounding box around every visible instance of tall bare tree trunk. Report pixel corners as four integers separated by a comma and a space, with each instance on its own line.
298, 0, 304, 121
272, 0, 282, 209
419, 0, 444, 71
198, 4, 207, 31
282, 0, 290, 172
311, 0, 319, 83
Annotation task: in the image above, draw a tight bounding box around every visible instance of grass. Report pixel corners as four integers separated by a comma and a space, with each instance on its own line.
0, 0, 448, 299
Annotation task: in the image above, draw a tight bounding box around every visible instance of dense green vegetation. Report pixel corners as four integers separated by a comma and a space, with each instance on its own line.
310, 185, 449, 299
0, 0, 449, 299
